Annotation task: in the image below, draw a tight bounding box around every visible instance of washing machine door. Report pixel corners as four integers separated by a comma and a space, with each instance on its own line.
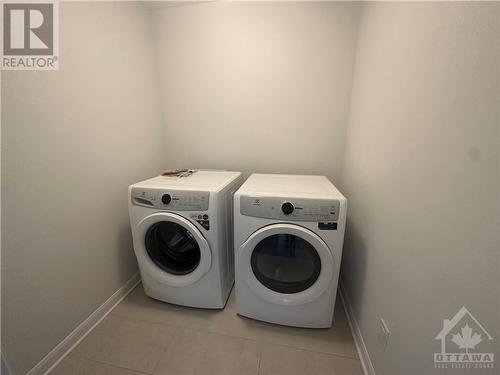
134, 212, 211, 287
237, 223, 334, 306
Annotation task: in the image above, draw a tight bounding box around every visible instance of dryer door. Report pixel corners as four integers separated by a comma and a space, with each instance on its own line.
134, 212, 211, 287
237, 224, 333, 306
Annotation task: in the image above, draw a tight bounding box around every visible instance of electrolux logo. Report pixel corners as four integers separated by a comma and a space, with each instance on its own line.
1, 1, 59, 70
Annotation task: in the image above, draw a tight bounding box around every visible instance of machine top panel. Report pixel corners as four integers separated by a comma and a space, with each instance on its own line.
236, 174, 345, 200
131, 170, 241, 192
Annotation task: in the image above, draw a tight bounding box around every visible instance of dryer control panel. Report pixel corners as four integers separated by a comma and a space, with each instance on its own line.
131, 187, 209, 211
240, 196, 339, 222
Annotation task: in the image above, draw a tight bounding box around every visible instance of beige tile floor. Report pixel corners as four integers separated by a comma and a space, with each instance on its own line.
51, 285, 363, 375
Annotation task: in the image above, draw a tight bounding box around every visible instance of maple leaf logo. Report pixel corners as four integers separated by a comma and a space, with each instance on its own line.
451, 324, 482, 353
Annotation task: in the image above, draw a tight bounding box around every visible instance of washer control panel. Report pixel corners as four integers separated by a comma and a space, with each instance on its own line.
131, 187, 209, 211
190, 213, 210, 230
240, 196, 339, 222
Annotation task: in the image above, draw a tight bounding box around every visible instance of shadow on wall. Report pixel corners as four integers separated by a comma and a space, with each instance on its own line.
340, 217, 367, 318
116, 223, 138, 280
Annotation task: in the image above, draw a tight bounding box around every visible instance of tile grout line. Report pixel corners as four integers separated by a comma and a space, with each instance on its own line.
108, 312, 182, 333
67, 314, 177, 375
256, 341, 263, 375
148, 321, 361, 362
258, 341, 362, 362
149, 326, 180, 375
69, 331, 361, 375
110, 310, 360, 361
109, 311, 262, 343
66, 354, 151, 375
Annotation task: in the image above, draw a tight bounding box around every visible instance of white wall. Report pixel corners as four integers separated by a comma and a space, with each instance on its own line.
151, 1, 360, 181
340, 2, 500, 374
1, 2, 164, 374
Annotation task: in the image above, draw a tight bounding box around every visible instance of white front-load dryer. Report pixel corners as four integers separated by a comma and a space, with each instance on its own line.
234, 174, 347, 327
129, 170, 242, 308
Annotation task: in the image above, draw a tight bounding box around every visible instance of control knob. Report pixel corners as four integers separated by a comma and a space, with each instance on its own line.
161, 194, 172, 204
281, 202, 294, 215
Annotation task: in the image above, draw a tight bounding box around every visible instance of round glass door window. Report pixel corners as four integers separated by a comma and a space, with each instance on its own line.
250, 233, 321, 294
145, 221, 201, 275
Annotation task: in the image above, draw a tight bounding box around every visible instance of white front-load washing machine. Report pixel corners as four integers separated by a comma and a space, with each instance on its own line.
129, 170, 242, 308
234, 174, 346, 328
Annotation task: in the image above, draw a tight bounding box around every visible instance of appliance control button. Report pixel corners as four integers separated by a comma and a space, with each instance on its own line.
281, 202, 294, 215
161, 194, 172, 204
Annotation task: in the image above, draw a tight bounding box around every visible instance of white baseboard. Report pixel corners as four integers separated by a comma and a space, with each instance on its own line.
26, 273, 141, 375
339, 278, 376, 375
2, 352, 12, 375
